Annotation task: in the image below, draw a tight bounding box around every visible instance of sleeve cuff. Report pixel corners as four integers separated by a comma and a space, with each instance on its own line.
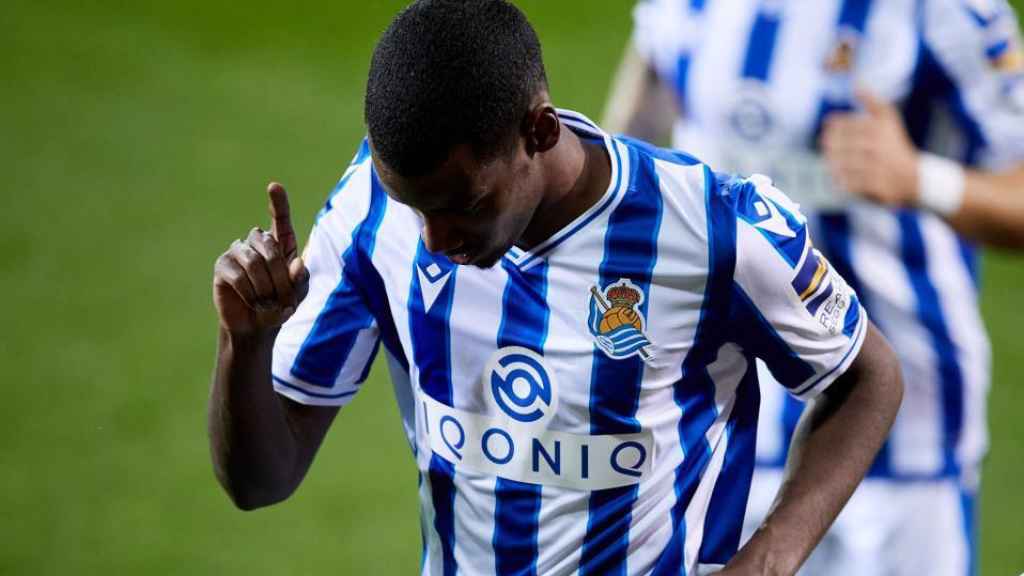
790, 306, 869, 401
272, 373, 360, 407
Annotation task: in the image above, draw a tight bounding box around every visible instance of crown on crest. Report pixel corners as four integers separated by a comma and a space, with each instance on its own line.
607, 284, 641, 307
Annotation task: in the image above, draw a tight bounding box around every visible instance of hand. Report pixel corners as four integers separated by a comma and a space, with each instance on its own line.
820, 89, 920, 207
213, 182, 310, 335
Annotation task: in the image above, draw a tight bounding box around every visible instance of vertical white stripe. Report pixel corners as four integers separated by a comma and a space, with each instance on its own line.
623, 156, 711, 575
449, 470, 498, 575
447, 265, 507, 573
532, 204, 614, 575
683, 396, 736, 572
848, 205, 944, 474
917, 214, 991, 473
418, 472, 444, 576
754, 360, 785, 462
771, 0, 842, 138
625, 383, 686, 575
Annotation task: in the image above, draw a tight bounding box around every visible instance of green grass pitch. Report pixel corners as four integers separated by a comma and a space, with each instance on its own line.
1, 1, 1021, 573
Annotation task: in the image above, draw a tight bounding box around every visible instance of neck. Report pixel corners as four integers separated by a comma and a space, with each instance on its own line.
517, 129, 611, 249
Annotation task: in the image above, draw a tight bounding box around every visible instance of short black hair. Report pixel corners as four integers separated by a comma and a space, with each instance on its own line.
365, 0, 548, 177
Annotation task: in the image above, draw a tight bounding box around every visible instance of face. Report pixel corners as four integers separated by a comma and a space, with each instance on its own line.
374, 141, 544, 268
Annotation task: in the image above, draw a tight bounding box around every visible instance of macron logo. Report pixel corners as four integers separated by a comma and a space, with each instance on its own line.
418, 262, 453, 313
753, 199, 796, 239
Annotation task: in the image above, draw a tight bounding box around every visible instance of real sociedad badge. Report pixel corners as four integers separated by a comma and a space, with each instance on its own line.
588, 279, 654, 362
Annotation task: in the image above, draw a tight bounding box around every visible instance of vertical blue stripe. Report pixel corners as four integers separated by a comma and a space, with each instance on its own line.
674, 53, 692, 115
698, 365, 760, 564
960, 488, 978, 576
318, 139, 372, 220
292, 167, 388, 387
809, 0, 875, 145
671, 0, 709, 116
814, 213, 892, 477
842, 294, 861, 338
730, 284, 818, 389
493, 259, 550, 576
652, 167, 737, 575
958, 238, 981, 290
579, 147, 664, 576
427, 456, 457, 576
741, 9, 782, 82
898, 211, 964, 476
352, 169, 410, 374
408, 240, 459, 576
904, 40, 987, 166
778, 395, 804, 467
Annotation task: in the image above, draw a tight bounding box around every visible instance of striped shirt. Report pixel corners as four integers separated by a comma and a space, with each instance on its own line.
271, 111, 867, 575
634, 0, 1024, 481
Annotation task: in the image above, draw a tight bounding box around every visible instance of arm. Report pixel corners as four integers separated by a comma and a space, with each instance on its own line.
720, 324, 903, 575
208, 182, 335, 511
821, 90, 1024, 249
600, 42, 678, 143
945, 167, 1024, 248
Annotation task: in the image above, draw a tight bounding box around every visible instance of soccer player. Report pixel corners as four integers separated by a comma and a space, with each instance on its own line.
208, 1, 902, 574
604, 0, 1024, 573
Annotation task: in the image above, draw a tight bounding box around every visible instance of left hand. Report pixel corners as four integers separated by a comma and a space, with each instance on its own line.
820, 89, 920, 207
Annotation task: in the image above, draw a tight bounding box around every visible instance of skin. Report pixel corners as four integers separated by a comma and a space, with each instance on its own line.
821, 89, 1024, 249
604, 49, 1024, 249
604, 50, 908, 575
211, 90, 903, 576
719, 324, 902, 575
208, 97, 611, 508
374, 96, 611, 268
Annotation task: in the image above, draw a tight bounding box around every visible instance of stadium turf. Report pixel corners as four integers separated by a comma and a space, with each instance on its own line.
1, 1, 1021, 573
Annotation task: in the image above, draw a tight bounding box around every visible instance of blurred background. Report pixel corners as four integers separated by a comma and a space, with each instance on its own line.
2, 0, 1022, 574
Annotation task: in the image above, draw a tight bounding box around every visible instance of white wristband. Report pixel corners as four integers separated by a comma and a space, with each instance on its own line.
917, 153, 965, 216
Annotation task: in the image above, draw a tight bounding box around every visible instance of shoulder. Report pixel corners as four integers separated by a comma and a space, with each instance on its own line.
315, 139, 417, 242
922, 0, 1021, 59
619, 136, 706, 200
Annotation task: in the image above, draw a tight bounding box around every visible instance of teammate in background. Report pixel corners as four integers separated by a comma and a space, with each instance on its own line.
208, 1, 902, 574
604, 0, 1024, 573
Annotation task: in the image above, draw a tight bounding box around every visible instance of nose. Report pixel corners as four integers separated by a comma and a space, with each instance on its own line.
421, 215, 463, 255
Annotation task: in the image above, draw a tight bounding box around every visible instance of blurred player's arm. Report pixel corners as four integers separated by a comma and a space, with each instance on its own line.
721, 325, 903, 575
207, 183, 337, 511
601, 42, 677, 144
821, 89, 1024, 249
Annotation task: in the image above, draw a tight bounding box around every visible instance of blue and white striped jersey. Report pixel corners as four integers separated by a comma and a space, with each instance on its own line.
634, 0, 1024, 482
271, 111, 867, 575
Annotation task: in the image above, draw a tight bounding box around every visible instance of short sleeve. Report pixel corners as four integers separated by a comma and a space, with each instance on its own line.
726, 174, 869, 400
272, 144, 381, 407
923, 0, 1024, 168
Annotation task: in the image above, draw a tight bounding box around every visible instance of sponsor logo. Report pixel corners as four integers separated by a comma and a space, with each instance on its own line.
791, 247, 852, 335
417, 262, 453, 314
421, 347, 654, 490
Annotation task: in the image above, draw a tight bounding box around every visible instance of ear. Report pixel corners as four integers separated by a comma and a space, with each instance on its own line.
523, 104, 560, 156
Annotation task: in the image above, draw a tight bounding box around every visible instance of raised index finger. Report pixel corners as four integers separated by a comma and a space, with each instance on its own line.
267, 182, 297, 260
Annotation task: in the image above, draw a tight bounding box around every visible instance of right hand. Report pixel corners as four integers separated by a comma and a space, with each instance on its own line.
213, 182, 310, 335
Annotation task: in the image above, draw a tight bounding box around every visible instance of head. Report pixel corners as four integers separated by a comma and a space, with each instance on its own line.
365, 0, 558, 267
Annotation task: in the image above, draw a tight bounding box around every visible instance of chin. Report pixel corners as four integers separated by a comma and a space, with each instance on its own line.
472, 252, 504, 269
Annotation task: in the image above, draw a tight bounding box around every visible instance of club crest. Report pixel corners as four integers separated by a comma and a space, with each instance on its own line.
587, 280, 654, 362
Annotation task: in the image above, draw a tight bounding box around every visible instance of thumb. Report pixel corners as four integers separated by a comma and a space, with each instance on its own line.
288, 257, 310, 304
855, 87, 893, 118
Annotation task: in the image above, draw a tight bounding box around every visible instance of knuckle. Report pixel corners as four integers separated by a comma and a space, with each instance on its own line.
235, 247, 257, 267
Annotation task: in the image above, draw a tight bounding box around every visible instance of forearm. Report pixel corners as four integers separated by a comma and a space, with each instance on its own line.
724, 326, 903, 575
601, 44, 676, 143
208, 328, 302, 509
946, 166, 1024, 249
